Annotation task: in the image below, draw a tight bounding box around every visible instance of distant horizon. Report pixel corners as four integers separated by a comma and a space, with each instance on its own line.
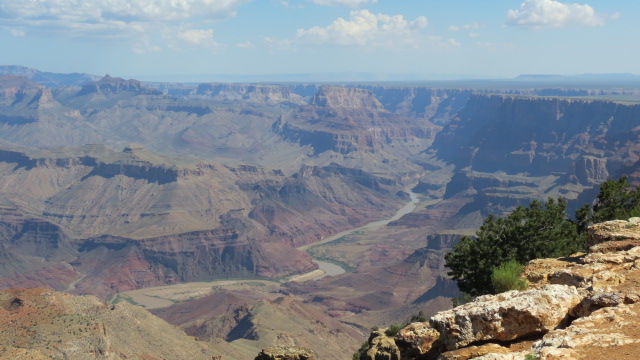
4, 64, 640, 87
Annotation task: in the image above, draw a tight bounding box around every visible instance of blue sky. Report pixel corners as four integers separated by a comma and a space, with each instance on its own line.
0, 0, 636, 80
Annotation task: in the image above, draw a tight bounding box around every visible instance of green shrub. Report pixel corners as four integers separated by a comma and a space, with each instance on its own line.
352, 341, 369, 360
446, 197, 582, 296
409, 311, 428, 322
384, 322, 408, 337
451, 292, 475, 307
491, 260, 527, 293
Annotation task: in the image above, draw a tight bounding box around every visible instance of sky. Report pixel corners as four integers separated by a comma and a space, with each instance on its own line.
0, 0, 637, 81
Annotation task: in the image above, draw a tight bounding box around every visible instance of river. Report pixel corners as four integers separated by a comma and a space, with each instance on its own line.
113, 189, 423, 307
302, 188, 421, 280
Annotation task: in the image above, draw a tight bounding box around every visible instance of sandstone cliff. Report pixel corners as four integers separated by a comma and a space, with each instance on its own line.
196, 83, 306, 105
77, 75, 162, 96
360, 218, 640, 360
424, 94, 640, 231
434, 94, 640, 184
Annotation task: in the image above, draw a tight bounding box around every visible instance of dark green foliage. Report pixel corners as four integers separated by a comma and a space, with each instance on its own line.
576, 176, 640, 230
353, 341, 369, 360
384, 322, 409, 337
409, 311, 428, 323
491, 260, 527, 293
445, 198, 583, 296
451, 292, 474, 307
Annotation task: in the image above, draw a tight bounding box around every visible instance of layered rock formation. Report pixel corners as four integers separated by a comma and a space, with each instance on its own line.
280, 86, 441, 154
77, 75, 162, 96
362, 87, 472, 123
360, 218, 640, 359
196, 83, 306, 104
434, 94, 640, 184
424, 94, 640, 231
0, 144, 404, 298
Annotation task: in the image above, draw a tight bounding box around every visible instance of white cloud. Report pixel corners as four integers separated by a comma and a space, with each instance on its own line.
6, 28, 26, 37
264, 37, 294, 50
0, 0, 250, 23
506, 0, 606, 29
309, 0, 377, 7
296, 10, 428, 47
449, 22, 482, 32
0, 0, 250, 46
176, 29, 220, 48
477, 42, 516, 51
236, 41, 255, 49
276, 1, 303, 9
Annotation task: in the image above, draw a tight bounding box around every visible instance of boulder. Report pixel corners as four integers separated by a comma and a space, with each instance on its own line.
470, 352, 530, 360
429, 285, 583, 350
255, 346, 316, 360
587, 218, 640, 248
437, 343, 511, 360
395, 322, 442, 358
531, 303, 640, 359
363, 330, 401, 360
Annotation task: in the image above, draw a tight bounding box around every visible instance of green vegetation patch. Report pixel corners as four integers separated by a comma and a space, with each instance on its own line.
491, 260, 528, 293
384, 322, 409, 337
109, 294, 145, 308
445, 197, 582, 296
446, 176, 640, 297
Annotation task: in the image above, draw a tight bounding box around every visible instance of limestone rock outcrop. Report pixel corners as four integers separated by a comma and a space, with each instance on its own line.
255, 346, 316, 360
430, 285, 583, 350
360, 218, 640, 360
384, 285, 582, 358
364, 330, 402, 360
587, 217, 640, 249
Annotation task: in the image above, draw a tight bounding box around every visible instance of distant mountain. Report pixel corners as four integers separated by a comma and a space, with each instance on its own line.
515, 73, 640, 83
0, 65, 100, 88
515, 74, 568, 80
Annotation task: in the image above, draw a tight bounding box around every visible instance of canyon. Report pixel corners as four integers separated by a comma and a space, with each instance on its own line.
0, 67, 639, 358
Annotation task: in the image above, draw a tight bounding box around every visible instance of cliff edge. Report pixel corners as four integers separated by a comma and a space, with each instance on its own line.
360, 218, 640, 360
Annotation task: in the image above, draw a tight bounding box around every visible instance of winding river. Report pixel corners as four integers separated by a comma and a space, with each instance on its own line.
114, 189, 423, 307
301, 188, 421, 280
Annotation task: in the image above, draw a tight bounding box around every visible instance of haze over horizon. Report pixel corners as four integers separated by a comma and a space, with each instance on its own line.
0, 0, 637, 82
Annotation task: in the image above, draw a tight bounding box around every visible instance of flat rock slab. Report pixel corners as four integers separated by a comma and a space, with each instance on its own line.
430, 285, 583, 350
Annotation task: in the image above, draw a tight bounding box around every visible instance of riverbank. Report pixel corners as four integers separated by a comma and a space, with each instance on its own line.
110, 188, 424, 308
300, 188, 422, 281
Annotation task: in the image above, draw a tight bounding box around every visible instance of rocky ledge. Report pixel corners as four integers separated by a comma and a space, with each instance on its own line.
255, 346, 316, 360
362, 218, 640, 360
